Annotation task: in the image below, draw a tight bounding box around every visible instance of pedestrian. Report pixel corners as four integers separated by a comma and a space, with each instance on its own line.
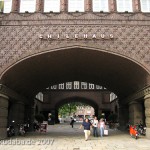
92, 116, 98, 137
98, 118, 105, 137
79, 118, 92, 141
70, 117, 75, 128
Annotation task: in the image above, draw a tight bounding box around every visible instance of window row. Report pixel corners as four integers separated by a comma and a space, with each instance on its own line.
0, 0, 150, 13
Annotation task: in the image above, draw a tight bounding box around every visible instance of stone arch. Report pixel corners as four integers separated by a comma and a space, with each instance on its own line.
1, 46, 150, 99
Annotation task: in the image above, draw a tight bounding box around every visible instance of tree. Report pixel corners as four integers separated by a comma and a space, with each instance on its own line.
59, 102, 89, 117
34, 113, 45, 123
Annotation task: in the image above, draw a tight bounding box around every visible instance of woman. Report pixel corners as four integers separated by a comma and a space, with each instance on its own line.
98, 118, 105, 137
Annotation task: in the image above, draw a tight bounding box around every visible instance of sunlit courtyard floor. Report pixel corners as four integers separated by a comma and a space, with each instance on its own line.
0, 123, 150, 150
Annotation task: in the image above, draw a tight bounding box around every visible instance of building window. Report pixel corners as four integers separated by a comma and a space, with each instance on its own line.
44, 0, 60, 12
0, 0, 12, 13
96, 85, 103, 89
20, 0, 36, 13
93, 0, 108, 12
50, 85, 57, 89
59, 83, 64, 89
89, 83, 95, 89
140, 0, 150, 12
68, 0, 84, 12
66, 82, 72, 89
74, 81, 80, 89
81, 82, 87, 89
117, 0, 133, 12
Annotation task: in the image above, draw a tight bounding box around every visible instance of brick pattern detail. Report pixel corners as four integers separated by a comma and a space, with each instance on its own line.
109, 0, 117, 12
36, 0, 44, 12
133, 0, 141, 12
0, 13, 150, 74
11, 0, 20, 12
85, 0, 92, 12
60, 0, 68, 12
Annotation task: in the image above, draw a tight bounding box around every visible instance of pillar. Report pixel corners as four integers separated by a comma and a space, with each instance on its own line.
25, 105, 35, 131
85, 0, 93, 12
60, 0, 68, 12
132, 0, 141, 12
9, 101, 25, 125
144, 94, 150, 139
55, 109, 59, 124
129, 101, 144, 125
11, 0, 20, 12
118, 104, 128, 130
109, 0, 117, 12
0, 94, 9, 139
36, 0, 44, 12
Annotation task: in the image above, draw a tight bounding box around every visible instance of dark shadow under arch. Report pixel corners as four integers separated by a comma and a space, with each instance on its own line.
1, 47, 150, 100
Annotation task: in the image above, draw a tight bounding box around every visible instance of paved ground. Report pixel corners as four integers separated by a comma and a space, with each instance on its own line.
0, 123, 150, 150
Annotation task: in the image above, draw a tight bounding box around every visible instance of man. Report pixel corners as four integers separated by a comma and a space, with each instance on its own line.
79, 118, 92, 141
70, 117, 75, 128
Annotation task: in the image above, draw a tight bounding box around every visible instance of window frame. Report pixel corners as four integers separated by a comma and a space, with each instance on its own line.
44, 0, 60, 13
68, 0, 85, 12
140, 0, 150, 12
0, 0, 12, 13
93, 0, 109, 12
20, 0, 36, 13
116, 0, 133, 12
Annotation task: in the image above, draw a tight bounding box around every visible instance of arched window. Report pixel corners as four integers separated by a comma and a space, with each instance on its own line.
117, 0, 133, 12
44, 0, 60, 12
0, 0, 12, 13
140, 0, 150, 12
68, 0, 84, 12
93, 0, 108, 12
20, 0, 36, 13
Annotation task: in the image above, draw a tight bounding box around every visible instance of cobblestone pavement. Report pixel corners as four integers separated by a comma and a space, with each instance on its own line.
0, 123, 150, 150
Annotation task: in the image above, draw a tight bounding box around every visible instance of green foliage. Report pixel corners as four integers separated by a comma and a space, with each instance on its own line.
34, 113, 45, 123
59, 102, 89, 117
0, 1, 4, 12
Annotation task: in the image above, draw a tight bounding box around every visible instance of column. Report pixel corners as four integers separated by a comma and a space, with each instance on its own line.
60, 0, 68, 12
0, 94, 9, 139
55, 109, 59, 124
9, 101, 25, 124
129, 101, 144, 125
36, 0, 44, 12
132, 0, 141, 12
11, 0, 20, 12
109, 0, 117, 12
85, 0, 92, 12
25, 105, 35, 131
144, 94, 150, 139
118, 104, 128, 130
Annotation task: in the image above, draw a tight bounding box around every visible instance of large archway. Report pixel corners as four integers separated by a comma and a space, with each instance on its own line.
1, 47, 150, 99
0, 47, 150, 139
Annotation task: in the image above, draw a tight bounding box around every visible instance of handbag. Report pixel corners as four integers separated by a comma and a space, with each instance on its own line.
104, 129, 108, 135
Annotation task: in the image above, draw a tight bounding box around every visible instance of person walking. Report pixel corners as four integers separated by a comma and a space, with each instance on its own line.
70, 117, 75, 128
98, 118, 105, 137
92, 116, 98, 137
79, 118, 92, 141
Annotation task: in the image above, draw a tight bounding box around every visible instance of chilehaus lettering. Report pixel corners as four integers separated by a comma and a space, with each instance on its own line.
39, 33, 114, 40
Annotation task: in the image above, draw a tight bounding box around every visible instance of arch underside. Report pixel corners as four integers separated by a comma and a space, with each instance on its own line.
1, 47, 150, 100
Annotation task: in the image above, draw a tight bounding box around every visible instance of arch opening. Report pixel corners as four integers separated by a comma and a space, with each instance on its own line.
1, 47, 150, 100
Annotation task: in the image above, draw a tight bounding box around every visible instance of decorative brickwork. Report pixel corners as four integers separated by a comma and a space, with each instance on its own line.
36, 0, 44, 12
0, 12, 150, 75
